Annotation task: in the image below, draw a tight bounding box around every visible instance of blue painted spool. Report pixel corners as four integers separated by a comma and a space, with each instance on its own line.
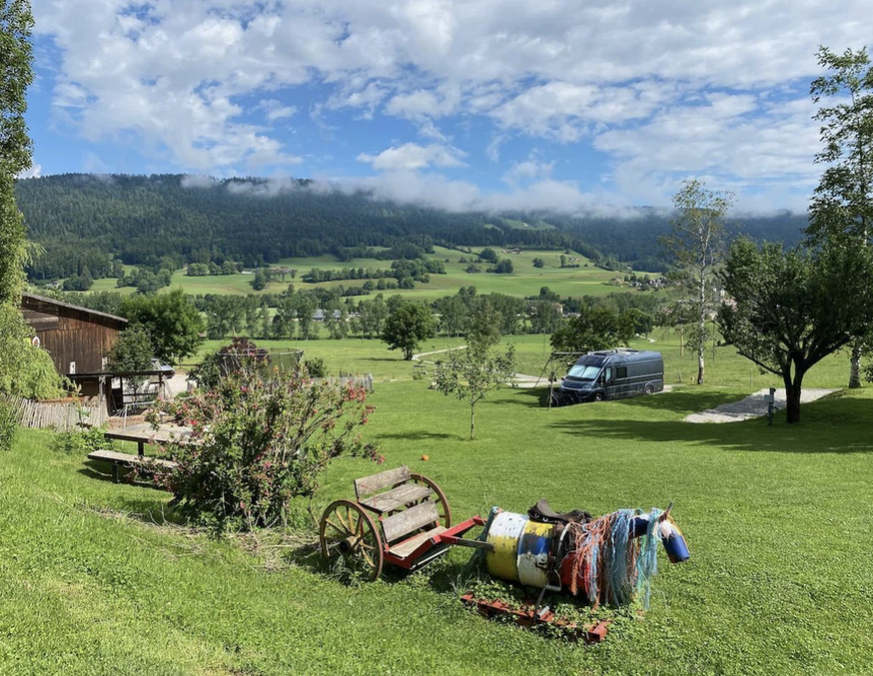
661, 523, 690, 563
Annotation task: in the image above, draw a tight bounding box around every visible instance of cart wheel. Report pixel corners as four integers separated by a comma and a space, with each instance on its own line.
410, 473, 452, 528
320, 499, 383, 581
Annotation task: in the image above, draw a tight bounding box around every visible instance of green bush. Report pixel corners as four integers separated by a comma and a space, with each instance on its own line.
146, 365, 377, 532
0, 399, 17, 452
51, 425, 113, 455
305, 357, 327, 378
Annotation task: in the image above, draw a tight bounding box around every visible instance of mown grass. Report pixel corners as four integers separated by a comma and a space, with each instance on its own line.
191, 329, 856, 393
3, 343, 873, 674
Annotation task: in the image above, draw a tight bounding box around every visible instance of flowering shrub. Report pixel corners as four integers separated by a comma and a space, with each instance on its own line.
146, 364, 377, 532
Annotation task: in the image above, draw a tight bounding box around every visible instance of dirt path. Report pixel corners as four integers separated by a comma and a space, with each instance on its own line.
412, 346, 467, 361
684, 387, 837, 423
412, 346, 543, 388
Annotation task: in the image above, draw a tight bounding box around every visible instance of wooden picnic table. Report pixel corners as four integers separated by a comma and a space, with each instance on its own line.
103, 423, 193, 457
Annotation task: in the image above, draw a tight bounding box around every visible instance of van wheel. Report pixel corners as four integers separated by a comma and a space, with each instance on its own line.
644, 384, 654, 395
594, 392, 604, 402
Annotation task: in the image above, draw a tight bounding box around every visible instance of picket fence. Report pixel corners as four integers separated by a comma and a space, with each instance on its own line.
1, 394, 108, 432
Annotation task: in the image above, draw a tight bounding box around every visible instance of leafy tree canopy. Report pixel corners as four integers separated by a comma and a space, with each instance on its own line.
381, 302, 436, 360
121, 289, 205, 365
550, 305, 635, 355
718, 238, 873, 423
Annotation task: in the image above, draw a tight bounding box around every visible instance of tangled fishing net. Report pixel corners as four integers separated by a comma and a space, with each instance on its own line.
566, 508, 668, 608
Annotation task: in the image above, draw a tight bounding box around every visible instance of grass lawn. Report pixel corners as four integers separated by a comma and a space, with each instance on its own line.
191, 329, 855, 393
3, 342, 873, 674
150, 247, 652, 300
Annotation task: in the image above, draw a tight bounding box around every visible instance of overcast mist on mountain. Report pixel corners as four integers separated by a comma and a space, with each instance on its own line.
19, 0, 870, 213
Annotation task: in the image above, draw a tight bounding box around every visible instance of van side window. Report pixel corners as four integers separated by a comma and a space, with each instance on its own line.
604, 367, 612, 382
616, 366, 627, 379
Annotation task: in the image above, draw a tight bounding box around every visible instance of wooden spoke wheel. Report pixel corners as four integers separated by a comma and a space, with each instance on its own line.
409, 473, 452, 528
320, 499, 383, 581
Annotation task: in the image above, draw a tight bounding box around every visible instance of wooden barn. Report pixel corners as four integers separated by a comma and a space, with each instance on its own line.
20, 292, 127, 376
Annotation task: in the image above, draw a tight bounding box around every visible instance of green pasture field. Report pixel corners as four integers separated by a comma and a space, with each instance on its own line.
3, 346, 873, 674
144, 246, 646, 300
191, 329, 853, 392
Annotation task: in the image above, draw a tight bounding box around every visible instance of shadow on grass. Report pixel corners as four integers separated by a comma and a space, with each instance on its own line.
503, 386, 744, 414
615, 388, 747, 415
79, 462, 167, 492
377, 431, 464, 441
550, 391, 873, 454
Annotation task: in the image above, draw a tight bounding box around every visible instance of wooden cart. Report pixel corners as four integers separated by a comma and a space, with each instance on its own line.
319, 465, 488, 581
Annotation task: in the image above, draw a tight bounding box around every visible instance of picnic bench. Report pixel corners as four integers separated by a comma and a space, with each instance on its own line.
86, 449, 177, 484
103, 423, 192, 457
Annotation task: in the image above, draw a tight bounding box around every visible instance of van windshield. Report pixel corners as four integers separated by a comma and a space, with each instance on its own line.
566, 364, 601, 381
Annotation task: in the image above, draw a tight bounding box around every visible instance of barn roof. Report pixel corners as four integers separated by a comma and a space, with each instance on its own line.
21, 292, 128, 330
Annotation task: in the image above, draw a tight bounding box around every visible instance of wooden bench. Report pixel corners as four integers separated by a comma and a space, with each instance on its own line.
354, 465, 452, 560
87, 449, 177, 484
355, 465, 433, 514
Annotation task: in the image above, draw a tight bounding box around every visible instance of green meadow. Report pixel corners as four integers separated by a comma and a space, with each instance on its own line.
153, 246, 644, 299
3, 329, 871, 674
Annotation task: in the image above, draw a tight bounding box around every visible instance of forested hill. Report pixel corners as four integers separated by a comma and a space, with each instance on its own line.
15, 173, 808, 280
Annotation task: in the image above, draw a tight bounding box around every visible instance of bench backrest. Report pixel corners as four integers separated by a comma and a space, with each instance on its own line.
354, 465, 410, 500
381, 501, 439, 543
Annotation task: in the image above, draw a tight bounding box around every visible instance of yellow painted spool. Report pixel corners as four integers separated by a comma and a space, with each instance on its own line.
485, 511, 528, 582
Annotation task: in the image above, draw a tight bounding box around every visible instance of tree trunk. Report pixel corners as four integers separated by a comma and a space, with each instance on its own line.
697, 273, 706, 385
848, 339, 862, 388
470, 403, 475, 440
784, 368, 805, 424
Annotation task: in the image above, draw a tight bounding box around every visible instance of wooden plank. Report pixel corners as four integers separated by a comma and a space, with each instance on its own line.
354, 465, 410, 499
359, 484, 432, 513
87, 449, 177, 469
382, 501, 439, 543
387, 526, 447, 558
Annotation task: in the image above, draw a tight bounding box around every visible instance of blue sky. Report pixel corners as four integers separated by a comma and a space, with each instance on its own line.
20, 0, 872, 213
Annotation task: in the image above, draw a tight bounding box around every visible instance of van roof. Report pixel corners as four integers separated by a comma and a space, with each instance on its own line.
580, 349, 662, 363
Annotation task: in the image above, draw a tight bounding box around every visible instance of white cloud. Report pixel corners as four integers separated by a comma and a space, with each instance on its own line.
28, 0, 873, 204
502, 156, 554, 186
357, 143, 467, 171
16, 163, 42, 179
258, 99, 297, 122
490, 81, 668, 142
595, 93, 820, 208
315, 171, 632, 216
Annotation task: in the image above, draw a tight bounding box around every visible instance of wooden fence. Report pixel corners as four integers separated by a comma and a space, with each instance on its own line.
315, 374, 374, 392
1, 394, 108, 432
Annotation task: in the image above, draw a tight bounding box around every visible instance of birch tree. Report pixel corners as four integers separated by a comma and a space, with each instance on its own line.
661, 180, 732, 385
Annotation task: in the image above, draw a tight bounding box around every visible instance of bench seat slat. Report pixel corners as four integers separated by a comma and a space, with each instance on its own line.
387, 526, 447, 558
87, 449, 176, 469
359, 484, 432, 513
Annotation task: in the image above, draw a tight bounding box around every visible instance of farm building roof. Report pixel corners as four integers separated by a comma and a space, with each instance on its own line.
21, 292, 128, 330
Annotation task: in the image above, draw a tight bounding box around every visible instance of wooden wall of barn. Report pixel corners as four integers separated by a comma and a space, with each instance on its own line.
39, 311, 122, 374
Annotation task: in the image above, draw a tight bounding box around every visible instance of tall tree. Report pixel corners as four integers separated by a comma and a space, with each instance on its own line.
121, 289, 205, 365
718, 239, 873, 423
381, 302, 436, 360
550, 305, 634, 355
0, 0, 35, 305
0, 0, 63, 402
661, 179, 732, 385
806, 46, 873, 388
